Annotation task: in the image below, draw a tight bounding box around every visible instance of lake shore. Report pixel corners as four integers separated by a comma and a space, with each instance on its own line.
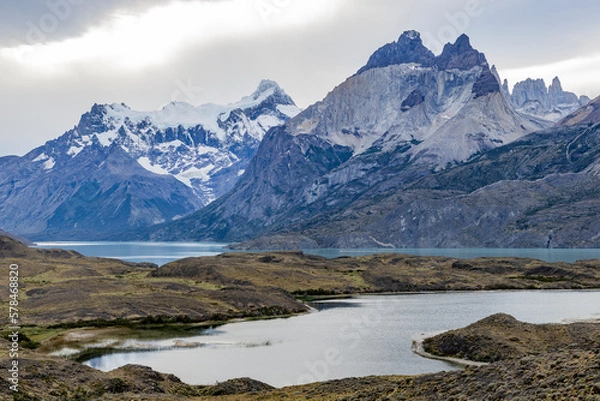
2, 235, 600, 399
3, 234, 600, 355
2, 315, 599, 400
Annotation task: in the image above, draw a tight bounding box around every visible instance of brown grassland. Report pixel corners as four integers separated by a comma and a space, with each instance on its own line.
1, 236, 599, 400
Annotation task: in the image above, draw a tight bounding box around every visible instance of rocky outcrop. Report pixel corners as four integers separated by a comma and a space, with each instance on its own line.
506, 76, 590, 121
512, 78, 550, 110
435, 33, 487, 71
423, 313, 600, 362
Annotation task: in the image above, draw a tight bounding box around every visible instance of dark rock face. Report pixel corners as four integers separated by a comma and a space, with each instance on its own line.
401, 89, 425, 111
358, 32, 490, 74
357, 30, 436, 74
472, 67, 501, 98
435, 34, 488, 71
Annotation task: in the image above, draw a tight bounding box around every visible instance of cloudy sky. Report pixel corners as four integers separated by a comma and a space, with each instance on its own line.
1, 0, 599, 156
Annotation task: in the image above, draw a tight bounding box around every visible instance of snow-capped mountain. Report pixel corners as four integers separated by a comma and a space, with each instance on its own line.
146, 31, 550, 243
0, 80, 299, 239
40, 79, 299, 205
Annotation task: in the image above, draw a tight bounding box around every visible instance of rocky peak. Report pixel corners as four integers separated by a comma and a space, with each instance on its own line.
356, 30, 436, 74
502, 79, 510, 95
511, 78, 549, 109
357, 31, 491, 75
247, 79, 296, 109
76, 103, 113, 136
253, 79, 282, 98
490, 66, 510, 93
548, 76, 579, 106
504, 75, 589, 121
548, 76, 563, 93
435, 34, 488, 71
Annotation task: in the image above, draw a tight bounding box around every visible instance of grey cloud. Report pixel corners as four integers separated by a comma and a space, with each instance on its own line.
1, 0, 600, 157
0, 0, 199, 47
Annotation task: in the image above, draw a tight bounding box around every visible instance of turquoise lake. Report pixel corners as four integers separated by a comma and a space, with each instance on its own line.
34, 241, 600, 265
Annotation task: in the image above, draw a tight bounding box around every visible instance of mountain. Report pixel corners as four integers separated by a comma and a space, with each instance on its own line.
560, 94, 600, 127
145, 31, 551, 244
220, 98, 600, 249
355, 99, 600, 248
0, 229, 32, 245
501, 76, 590, 122
0, 80, 299, 240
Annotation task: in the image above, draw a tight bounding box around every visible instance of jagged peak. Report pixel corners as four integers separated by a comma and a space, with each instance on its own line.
254, 79, 281, 96
85, 102, 131, 118
356, 30, 436, 75
490, 65, 501, 83
517, 77, 546, 86
548, 76, 563, 92
356, 31, 494, 75
402, 30, 421, 40
435, 33, 488, 71
241, 79, 296, 108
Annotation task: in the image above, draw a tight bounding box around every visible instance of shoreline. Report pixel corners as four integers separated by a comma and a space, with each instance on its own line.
27, 288, 600, 363
3, 236, 600, 398
411, 338, 490, 367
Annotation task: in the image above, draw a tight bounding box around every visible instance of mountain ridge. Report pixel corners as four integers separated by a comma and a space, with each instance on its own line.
142, 31, 561, 245
0, 80, 299, 240
500, 75, 591, 122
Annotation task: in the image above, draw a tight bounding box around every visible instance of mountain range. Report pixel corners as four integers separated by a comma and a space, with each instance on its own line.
143, 31, 599, 247
2, 30, 598, 248
0, 80, 299, 239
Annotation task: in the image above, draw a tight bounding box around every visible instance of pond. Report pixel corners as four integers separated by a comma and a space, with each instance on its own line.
85, 290, 600, 387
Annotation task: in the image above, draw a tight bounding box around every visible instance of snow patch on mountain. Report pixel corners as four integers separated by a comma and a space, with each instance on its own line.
53, 79, 299, 205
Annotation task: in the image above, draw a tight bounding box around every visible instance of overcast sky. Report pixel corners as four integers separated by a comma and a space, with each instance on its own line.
1, 0, 599, 156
